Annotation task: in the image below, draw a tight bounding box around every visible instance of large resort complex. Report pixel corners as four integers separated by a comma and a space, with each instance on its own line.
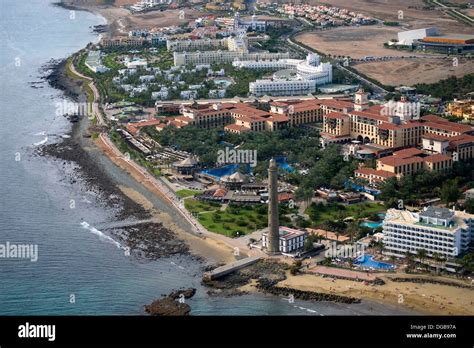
42, 0, 474, 323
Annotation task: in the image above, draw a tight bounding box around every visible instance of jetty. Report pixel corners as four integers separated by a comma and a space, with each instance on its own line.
203, 256, 262, 281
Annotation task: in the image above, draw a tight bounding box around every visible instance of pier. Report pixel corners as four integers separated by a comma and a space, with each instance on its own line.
203, 256, 262, 281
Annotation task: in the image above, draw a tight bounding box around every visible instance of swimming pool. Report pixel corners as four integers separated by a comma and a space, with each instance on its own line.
200, 157, 294, 178
212, 78, 233, 88
200, 164, 242, 178
359, 213, 385, 229
360, 221, 383, 229
275, 157, 295, 173
355, 255, 394, 270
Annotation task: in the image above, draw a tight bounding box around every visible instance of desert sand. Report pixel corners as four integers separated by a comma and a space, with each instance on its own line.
353, 58, 474, 86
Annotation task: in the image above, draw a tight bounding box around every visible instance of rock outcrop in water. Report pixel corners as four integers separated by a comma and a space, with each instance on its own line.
144, 288, 196, 316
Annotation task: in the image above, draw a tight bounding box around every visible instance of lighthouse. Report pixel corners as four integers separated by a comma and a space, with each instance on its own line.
267, 158, 280, 253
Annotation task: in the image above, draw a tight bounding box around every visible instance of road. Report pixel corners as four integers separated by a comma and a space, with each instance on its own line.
68, 61, 106, 126
430, 0, 474, 25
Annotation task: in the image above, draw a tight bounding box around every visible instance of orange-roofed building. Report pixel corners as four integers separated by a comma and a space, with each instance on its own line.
423, 154, 452, 172
354, 167, 396, 185
224, 123, 251, 134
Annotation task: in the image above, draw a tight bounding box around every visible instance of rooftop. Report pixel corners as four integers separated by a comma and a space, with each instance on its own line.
419, 206, 454, 220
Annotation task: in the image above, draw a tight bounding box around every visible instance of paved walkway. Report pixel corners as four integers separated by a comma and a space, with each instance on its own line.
98, 133, 265, 258
308, 265, 376, 281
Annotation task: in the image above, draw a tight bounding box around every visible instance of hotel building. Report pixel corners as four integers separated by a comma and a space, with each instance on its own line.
156, 98, 327, 134
243, 54, 333, 97
382, 207, 474, 259
249, 79, 317, 97
447, 99, 474, 122
173, 51, 289, 66
262, 226, 307, 253
167, 36, 248, 53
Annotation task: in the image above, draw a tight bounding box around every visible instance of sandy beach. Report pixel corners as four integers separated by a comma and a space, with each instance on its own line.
239, 270, 474, 315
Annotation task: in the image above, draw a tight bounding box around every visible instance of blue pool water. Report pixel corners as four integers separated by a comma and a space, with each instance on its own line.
200, 164, 244, 178
201, 157, 294, 178
213, 78, 233, 88
355, 255, 394, 270
359, 213, 385, 229
360, 221, 383, 229
275, 157, 295, 173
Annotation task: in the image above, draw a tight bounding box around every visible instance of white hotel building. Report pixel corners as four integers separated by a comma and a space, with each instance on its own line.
249, 79, 317, 97
262, 226, 307, 253
173, 51, 289, 66
246, 54, 332, 96
382, 207, 473, 259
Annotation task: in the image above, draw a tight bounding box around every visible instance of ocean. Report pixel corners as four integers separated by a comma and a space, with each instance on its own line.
0, 0, 412, 316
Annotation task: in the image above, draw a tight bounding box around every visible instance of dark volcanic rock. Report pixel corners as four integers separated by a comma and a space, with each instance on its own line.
107, 222, 189, 260
256, 278, 361, 304
169, 288, 196, 300
144, 297, 191, 316
145, 288, 196, 316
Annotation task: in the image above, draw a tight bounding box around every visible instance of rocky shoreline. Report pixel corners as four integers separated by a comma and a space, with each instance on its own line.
105, 222, 189, 260
144, 288, 196, 316
37, 56, 195, 261
256, 278, 362, 304
203, 260, 363, 304
203, 260, 287, 297
390, 277, 472, 289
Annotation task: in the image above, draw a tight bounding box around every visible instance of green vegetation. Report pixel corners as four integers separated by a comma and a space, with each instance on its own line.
184, 199, 267, 237
176, 189, 203, 198
102, 53, 126, 70
184, 199, 297, 237
109, 129, 161, 177
306, 202, 384, 227
66, 57, 95, 104
258, 27, 293, 53
457, 253, 474, 275
414, 74, 474, 100
210, 63, 274, 97
464, 199, 474, 214
145, 125, 321, 171
294, 145, 360, 201
380, 162, 474, 208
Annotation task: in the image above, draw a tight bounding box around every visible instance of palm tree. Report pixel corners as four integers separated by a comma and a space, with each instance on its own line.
405, 250, 415, 271
432, 252, 445, 274
377, 241, 385, 256
417, 249, 428, 270
346, 220, 359, 243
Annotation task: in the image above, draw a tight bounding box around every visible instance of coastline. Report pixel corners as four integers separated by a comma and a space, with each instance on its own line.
41, 56, 235, 265
41, 1, 473, 315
